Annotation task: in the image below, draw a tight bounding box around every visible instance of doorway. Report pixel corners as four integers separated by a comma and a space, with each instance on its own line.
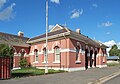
94, 51, 97, 67
85, 49, 88, 70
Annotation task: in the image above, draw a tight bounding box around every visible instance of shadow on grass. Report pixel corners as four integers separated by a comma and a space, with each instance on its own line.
12, 73, 34, 78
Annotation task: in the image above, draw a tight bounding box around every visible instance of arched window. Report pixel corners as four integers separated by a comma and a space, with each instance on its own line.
76, 47, 80, 61
54, 47, 60, 62
19, 49, 25, 57
34, 49, 38, 62
43, 48, 46, 62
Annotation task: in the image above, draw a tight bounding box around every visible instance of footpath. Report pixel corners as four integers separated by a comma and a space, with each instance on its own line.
0, 66, 120, 84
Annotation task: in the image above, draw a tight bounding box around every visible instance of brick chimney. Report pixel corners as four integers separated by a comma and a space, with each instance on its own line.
18, 31, 24, 37
76, 28, 81, 34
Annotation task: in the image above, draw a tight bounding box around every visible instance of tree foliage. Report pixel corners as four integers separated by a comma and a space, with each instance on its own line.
0, 44, 13, 58
109, 44, 120, 58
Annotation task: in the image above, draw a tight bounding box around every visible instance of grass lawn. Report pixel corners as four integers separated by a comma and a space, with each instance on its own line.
12, 67, 65, 78
107, 63, 120, 67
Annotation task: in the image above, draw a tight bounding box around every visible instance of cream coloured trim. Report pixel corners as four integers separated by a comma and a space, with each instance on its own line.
50, 24, 64, 32
96, 65, 107, 68
42, 61, 48, 64
75, 61, 81, 64
29, 53, 34, 55
67, 67, 85, 72
33, 61, 39, 63
36, 66, 85, 72
12, 67, 21, 70
53, 61, 60, 64
60, 49, 76, 53
97, 54, 103, 57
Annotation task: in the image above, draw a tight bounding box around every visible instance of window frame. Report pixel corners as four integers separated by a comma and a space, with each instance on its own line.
34, 49, 38, 62
53, 46, 60, 63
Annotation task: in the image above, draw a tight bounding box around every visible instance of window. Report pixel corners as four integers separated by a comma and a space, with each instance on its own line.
55, 47, 60, 62
19, 49, 25, 57
43, 48, 46, 62
76, 47, 79, 61
34, 49, 38, 62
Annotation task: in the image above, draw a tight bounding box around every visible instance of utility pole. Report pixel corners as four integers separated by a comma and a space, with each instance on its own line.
45, 0, 48, 74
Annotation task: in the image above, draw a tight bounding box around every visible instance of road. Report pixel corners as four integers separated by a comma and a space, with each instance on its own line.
0, 66, 119, 84
103, 74, 120, 84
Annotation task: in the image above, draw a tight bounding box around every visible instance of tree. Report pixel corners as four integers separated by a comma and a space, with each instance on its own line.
0, 44, 13, 58
0, 44, 14, 69
109, 44, 120, 62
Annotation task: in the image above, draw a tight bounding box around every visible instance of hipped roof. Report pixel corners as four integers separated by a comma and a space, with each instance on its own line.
0, 32, 30, 47
27, 24, 108, 48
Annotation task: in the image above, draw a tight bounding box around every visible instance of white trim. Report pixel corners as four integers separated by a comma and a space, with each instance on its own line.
81, 50, 85, 55
48, 50, 54, 54
97, 54, 103, 57
24, 54, 29, 57
33, 61, 39, 63
96, 65, 107, 68
60, 49, 76, 53
36, 66, 86, 72
42, 61, 48, 64
67, 67, 85, 72
29, 53, 34, 55
12, 67, 21, 70
50, 24, 64, 32
53, 61, 60, 64
14, 54, 19, 56
104, 54, 107, 56
30, 48, 78, 55
75, 61, 81, 64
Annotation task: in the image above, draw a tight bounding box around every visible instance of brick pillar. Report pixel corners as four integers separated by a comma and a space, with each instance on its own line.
96, 48, 103, 68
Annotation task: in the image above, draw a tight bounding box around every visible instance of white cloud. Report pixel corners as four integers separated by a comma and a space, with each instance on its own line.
0, 0, 7, 9
70, 9, 83, 19
103, 40, 116, 48
49, 25, 55, 30
102, 21, 113, 27
0, 3, 16, 21
98, 21, 113, 27
103, 40, 120, 56
92, 4, 98, 8
50, 0, 60, 4
103, 40, 117, 56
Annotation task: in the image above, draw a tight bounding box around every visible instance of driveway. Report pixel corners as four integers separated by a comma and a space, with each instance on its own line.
0, 66, 120, 84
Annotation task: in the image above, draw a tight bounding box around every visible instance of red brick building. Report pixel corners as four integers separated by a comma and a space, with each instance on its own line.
0, 24, 108, 71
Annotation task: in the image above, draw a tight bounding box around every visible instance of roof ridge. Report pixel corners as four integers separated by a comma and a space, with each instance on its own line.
0, 32, 29, 39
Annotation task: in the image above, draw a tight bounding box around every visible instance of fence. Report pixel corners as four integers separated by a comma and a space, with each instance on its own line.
0, 57, 11, 79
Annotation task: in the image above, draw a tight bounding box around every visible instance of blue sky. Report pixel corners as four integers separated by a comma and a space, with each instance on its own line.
0, 0, 120, 48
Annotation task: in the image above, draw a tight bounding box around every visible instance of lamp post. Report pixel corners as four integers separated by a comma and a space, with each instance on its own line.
45, 0, 48, 74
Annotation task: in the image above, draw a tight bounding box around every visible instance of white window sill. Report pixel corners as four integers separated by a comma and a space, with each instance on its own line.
33, 61, 39, 63
75, 61, 81, 64
53, 61, 60, 64
42, 61, 48, 64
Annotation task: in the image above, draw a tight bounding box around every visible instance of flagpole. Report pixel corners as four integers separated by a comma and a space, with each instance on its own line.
45, 0, 48, 74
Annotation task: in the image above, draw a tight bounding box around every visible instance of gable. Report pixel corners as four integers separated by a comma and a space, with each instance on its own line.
50, 24, 64, 32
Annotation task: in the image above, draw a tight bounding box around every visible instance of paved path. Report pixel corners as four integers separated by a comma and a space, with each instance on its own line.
0, 66, 120, 84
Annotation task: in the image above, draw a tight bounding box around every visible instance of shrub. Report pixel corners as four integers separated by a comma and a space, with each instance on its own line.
19, 58, 28, 68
